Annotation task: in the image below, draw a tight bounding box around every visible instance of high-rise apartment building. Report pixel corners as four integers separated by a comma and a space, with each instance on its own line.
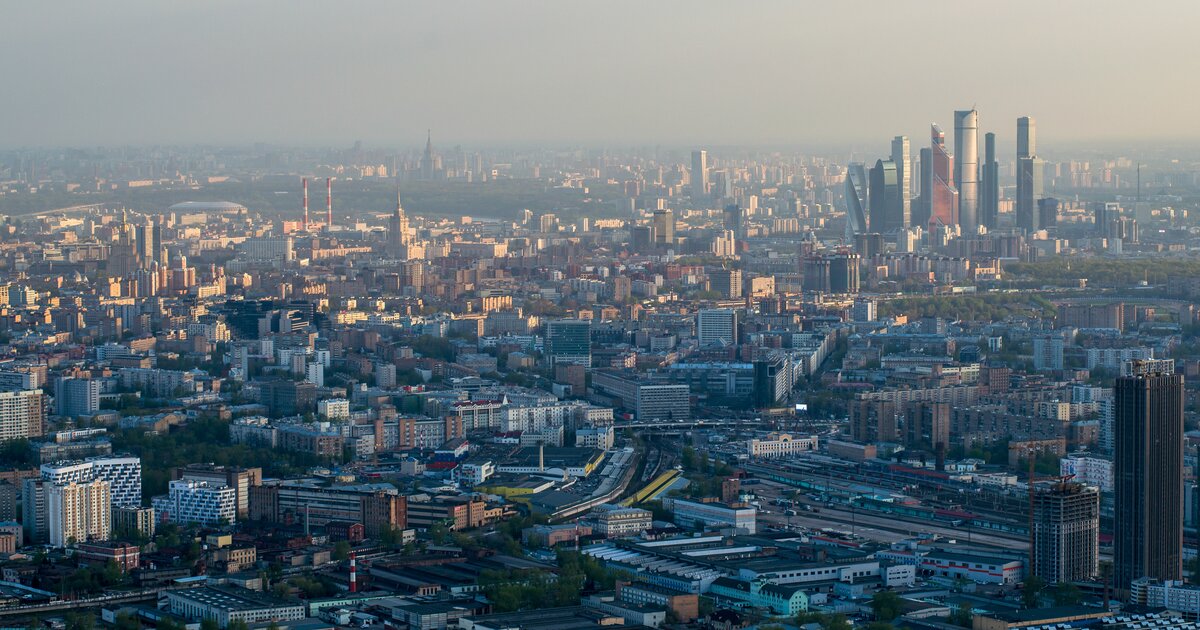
1031, 482, 1100, 584
708, 268, 743, 299
153, 479, 237, 526
47, 479, 111, 547
1114, 360, 1184, 597
953, 109, 979, 233
691, 150, 709, 199
546, 320, 592, 366
0, 389, 46, 441
41, 457, 142, 509
980, 132, 999, 229
172, 464, 262, 519
55, 377, 100, 418
927, 124, 959, 229
891, 135, 911, 228
697, 309, 738, 347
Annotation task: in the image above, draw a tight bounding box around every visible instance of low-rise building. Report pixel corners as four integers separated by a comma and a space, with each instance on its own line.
1130, 579, 1200, 619
615, 581, 699, 622
662, 497, 755, 534
590, 504, 652, 538
76, 541, 140, 572
165, 585, 305, 629
708, 577, 808, 616
746, 433, 818, 459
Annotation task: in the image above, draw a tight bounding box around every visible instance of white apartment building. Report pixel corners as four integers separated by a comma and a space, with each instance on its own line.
1060, 453, 1113, 493
1131, 579, 1200, 619
501, 403, 576, 434
576, 425, 615, 450
0, 389, 46, 441
746, 433, 819, 459
153, 479, 237, 526
41, 456, 142, 509
47, 479, 111, 547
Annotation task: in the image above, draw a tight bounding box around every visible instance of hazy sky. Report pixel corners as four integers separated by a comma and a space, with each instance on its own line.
3, 1, 1199, 151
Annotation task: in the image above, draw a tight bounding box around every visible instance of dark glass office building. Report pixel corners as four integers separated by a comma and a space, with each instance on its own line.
1113, 360, 1184, 597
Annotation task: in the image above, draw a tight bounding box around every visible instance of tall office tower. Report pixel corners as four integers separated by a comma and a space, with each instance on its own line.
0, 389, 46, 441
1017, 116, 1036, 158
854, 233, 884, 259
914, 147, 933, 228
927, 124, 959, 230
697, 309, 738, 347
652, 209, 675, 246
546, 319, 592, 366
1017, 156, 1045, 232
691, 150, 709, 200
1114, 359, 1184, 597
802, 256, 831, 293
953, 109, 979, 233
46, 479, 111, 547
708, 268, 743, 299
723, 204, 744, 240
891, 136, 911, 228
1031, 481, 1100, 584
828, 253, 860, 294
867, 160, 900, 233
1038, 197, 1060, 228
844, 163, 869, 239
980, 132, 999, 229
137, 221, 156, 266
1016, 116, 1043, 232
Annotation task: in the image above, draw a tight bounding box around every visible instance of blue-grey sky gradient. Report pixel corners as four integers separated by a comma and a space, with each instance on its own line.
2, 0, 1197, 149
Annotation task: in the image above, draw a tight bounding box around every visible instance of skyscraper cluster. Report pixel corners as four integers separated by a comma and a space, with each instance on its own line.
848, 108, 1047, 241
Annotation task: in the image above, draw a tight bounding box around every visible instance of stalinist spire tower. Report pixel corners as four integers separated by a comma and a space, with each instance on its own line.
388, 189, 410, 253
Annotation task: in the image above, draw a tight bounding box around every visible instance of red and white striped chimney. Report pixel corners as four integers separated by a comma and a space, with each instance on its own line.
326, 177, 333, 229
302, 177, 309, 231
349, 552, 357, 593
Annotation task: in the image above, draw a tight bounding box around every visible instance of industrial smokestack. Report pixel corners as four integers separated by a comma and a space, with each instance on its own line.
349, 552, 357, 593
302, 177, 309, 231
326, 177, 333, 229
539, 442, 545, 472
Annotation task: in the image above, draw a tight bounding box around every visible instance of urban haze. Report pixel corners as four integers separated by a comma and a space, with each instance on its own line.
1, 4, 1200, 630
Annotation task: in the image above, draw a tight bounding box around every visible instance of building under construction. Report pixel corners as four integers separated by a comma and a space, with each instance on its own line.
1031, 481, 1100, 584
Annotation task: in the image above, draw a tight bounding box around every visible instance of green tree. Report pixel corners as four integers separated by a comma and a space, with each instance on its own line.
949, 607, 974, 628
200, 619, 220, 630
64, 613, 95, 630
332, 540, 351, 561
1022, 575, 1046, 609
871, 590, 904, 622
1052, 582, 1083, 606
227, 620, 250, 630
822, 615, 853, 630
114, 613, 140, 630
